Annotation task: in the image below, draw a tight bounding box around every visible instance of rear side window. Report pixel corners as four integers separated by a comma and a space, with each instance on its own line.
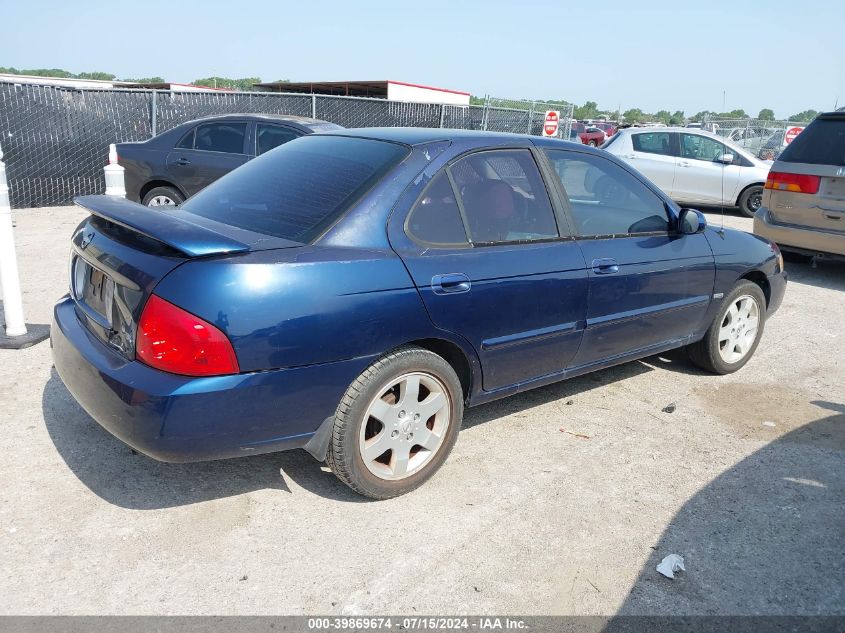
451, 150, 558, 243
406, 172, 468, 246
194, 122, 247, 154
257, 124, 299, 155
778, 117, 845, 166
632, 132, 671, 156
181, 135, 408, 243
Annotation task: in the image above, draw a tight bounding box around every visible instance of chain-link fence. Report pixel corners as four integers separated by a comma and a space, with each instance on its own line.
0, 82, 576, 208
701, 115, 810, 161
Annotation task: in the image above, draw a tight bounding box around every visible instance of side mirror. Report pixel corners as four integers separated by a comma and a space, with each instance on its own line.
717, 153, 735, 164
678, 208, 707, 234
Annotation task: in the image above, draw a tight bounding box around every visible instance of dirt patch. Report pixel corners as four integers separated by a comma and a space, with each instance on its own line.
694, 382, 845, 450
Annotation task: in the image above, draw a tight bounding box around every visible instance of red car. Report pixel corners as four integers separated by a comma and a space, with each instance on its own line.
571, 122, 607, 146
593, 122, 617, 137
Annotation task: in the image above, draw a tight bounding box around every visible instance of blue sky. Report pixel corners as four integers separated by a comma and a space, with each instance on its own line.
2, 0, 842, 118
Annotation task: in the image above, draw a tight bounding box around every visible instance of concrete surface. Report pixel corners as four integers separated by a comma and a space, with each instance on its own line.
0, 206, 842, 616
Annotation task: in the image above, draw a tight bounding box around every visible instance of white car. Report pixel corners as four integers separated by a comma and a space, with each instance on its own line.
602, 127, 771, 217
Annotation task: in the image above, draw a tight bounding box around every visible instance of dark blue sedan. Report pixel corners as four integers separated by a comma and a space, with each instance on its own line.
52, 128, 787, 498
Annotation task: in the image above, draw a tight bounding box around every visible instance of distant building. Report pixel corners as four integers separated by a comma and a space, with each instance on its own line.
254, 80, 471, 106
0, 74, 230, 92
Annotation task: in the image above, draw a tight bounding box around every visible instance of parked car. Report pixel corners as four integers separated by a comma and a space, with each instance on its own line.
53, 129, 786, 499
116, 114, 343, 207
754, 111, 845, 258
571, 122, 607, 146
593, 122, 617, 137
757, 127, 805, 161
602, 127, 771, 216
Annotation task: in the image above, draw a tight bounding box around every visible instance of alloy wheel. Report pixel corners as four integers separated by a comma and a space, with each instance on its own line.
718, 295, 760, 363
359, 372, 451, 480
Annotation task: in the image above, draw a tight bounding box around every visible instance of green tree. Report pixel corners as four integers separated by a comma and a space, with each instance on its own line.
669, 110, 685, 125
622, 108, 644, 123
573, 100, 599, 120
76, 72, 116, 81
654, 110, 672, 124
757, 108, 775, 120
122, 76, 165, 84
192, 76, 262, 91
789, 109, 819, 122
690, 110, 714, 122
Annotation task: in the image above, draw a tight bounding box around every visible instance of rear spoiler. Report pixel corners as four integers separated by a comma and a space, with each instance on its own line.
73, 195, 250, 257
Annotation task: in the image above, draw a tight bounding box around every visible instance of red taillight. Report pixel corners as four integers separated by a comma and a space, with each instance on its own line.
764, 171, 820, 194
136, 295, 239, 376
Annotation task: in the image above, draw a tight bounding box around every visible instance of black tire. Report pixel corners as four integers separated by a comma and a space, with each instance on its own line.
325, 346, 463, 499
737, 185, 763, 218
588, 140, 598, 147
686, 280, 767, 374
141, 186, 184, 208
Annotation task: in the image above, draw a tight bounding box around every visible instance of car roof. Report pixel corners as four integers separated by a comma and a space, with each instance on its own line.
325, 127, 553, 146
176, 113, 343, 130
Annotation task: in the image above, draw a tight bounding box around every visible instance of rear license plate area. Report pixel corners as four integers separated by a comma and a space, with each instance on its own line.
72, 256, 114, 326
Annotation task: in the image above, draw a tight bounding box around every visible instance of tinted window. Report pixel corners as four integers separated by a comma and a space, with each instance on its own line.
176, 129, 194, 149
632, 132, 672, 156
257, 124, 300, 155
181, 136, 409, 243
194, 122, 247, 154
680, 133, 726, 161
544, 150, 669, 236
406, 171, 468, 246
451, 150, 558, 243
778, 117, 845, 166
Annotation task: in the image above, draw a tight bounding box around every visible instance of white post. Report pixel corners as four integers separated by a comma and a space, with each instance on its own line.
0, 142, 28, 337
104, 143, 125, 197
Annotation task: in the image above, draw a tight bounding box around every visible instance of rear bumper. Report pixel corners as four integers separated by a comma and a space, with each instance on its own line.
51, 296, 373, 463
754, 207, 845, 257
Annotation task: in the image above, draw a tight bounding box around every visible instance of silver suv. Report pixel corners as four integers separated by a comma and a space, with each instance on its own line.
754, 111, 845, 257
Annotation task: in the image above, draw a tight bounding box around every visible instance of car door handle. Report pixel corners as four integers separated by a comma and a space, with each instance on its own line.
175, 158, 191, 166
431, 273, 471, 295
678, 160, 691, 168
591, 258, 619, 274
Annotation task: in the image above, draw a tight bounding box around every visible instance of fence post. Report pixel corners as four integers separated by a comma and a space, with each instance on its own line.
151, 90, 158, 137
311, 94, 317, 119
0, 142, 49, 348
439, 104, 446, 128
527, 101, 534, 134
482, 95, 490, 131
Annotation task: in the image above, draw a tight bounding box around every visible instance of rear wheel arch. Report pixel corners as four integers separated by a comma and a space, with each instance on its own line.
140, 179, 187, 202
400, 338, 475, 404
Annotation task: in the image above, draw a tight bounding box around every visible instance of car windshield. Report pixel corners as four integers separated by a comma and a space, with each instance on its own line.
181, 135, 409, 242
777, 116, 845, 166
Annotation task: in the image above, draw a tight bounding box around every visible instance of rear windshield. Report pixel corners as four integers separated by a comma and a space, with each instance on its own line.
181, 135, 409, 242
777, 116, 845, 166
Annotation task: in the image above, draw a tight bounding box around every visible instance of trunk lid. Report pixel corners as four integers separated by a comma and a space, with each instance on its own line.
69, 195, 302, 358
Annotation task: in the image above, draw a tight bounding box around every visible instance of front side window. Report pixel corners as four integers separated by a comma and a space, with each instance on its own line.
632, 132, 672, 156
544, 150, 670, 237
193, 122, 247, 154
450, 149, 558, 243
257, 124, 300, 155
680, 133, 727, 162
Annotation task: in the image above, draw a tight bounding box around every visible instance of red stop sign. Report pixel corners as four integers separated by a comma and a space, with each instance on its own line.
784, 126, 804, 144
543, 111, 560, 137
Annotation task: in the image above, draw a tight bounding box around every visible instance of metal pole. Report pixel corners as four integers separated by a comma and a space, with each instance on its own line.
151, 90, 158, 137
482, 95, 490, 131
527, 101, 534, 134
311, 94, 317, 119
0, 143, 28, 337
439, 104, 446, 128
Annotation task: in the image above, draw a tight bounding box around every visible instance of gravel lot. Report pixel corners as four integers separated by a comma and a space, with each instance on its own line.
1, 205, 842, 616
